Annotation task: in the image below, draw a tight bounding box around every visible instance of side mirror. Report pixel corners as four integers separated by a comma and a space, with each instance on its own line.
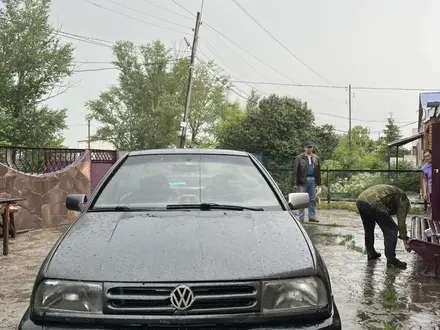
66, 194, 88, 212
288, 193, 309, 210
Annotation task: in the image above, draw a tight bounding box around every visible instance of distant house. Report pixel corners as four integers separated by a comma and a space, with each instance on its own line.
77, 140, 116, 150
418, 92, 440, 129
415, 92, 440, 165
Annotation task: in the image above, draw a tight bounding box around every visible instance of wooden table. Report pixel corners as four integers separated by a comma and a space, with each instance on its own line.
1, 198, 26, 256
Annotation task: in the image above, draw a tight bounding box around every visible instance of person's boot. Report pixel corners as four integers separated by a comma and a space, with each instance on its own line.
367, 251, 381, 261
387, 258, 407, 269
309, 218, 319, 223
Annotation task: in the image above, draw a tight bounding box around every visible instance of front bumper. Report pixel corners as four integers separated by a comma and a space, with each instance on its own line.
19, 302, 341, 330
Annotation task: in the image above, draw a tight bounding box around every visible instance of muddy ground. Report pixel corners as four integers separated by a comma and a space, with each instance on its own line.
1, 210, 439, 330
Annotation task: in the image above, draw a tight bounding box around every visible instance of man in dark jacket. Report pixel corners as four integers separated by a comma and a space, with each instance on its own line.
292, 141, 321, 223
356, 184, 410, 269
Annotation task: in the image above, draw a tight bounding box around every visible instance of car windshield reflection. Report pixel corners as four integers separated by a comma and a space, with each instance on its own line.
91, 154, 282, 211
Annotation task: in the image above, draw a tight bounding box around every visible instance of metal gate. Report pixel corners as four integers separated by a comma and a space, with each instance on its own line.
90, 150, 118, 192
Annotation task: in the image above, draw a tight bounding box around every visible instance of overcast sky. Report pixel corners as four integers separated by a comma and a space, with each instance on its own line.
46, 0, 440, 148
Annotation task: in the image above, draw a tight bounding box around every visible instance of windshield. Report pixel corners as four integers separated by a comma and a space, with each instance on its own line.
92, 154, 282, 211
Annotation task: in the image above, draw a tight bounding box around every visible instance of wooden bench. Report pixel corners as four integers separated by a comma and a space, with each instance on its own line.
408, 216, 440, 277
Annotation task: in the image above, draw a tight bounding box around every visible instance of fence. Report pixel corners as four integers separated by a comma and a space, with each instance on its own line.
0, 146, 85, 174
268, 168, 423, 203
0, 146, 118, 189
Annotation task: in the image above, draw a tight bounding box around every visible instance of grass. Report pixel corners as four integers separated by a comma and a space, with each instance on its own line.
306, 222, 347, 228
316, 231, 366, 252
379, 322, 399, 330
349, 244, 366, 253
317, 202, 422, 215
387, 267, 403, 275
316, 232, 354, 246
381, 289, 398, 309
317, 202, 359, 212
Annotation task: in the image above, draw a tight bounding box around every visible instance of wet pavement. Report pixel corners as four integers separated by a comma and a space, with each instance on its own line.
1, 210, 440, 329
303, 210, 440, 330
0, 225, 68, 330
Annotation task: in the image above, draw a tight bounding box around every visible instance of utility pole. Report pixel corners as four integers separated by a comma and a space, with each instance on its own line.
179, 11, 201, 148
348, 84, 352, 149
87, 119, 91, 149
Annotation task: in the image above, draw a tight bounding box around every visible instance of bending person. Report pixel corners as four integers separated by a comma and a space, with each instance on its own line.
356, 184, 410, 269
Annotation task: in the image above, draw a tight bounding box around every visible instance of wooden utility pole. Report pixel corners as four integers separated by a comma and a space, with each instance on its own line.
87, 119, 91, 149
348, 84, 352, 149
179, 11, 201, 148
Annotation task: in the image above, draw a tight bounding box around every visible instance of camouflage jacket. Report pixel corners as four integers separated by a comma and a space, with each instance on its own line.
357, 184, 410, 239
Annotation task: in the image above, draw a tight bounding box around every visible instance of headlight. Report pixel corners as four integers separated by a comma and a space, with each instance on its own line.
262, 277, 328, 313
33, 280, 103, 314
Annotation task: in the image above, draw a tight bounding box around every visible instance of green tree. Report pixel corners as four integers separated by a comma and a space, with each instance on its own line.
214, 95, 336, 195
312, 124, 339, 161
329, 126, 377, 169
382, 112, 402, 144
216, 95, 316, 159
245, 89, 260, 110
185, 60, 230, 146
376, 113, 409, 160
0, 0, 73, 147
211, 101, 245, 149
87, 41, 183, 150
87, 42, 230, 150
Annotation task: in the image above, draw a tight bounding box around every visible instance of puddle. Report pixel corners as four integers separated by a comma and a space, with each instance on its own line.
304, 210, 440, 330
1, 211, 440, 329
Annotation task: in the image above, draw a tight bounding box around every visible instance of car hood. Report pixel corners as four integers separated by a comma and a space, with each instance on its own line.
45, 211, 315, 282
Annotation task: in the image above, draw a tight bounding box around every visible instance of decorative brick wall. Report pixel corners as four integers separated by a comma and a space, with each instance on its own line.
0, 151, 91, 231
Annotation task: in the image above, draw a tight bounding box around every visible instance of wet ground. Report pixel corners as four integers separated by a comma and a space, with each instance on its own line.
1, 210, 439, 330
303, 210, 440, 330
0, 225, 68, 330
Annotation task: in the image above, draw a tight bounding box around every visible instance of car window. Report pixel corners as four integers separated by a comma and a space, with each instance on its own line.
92, 154, 283, 210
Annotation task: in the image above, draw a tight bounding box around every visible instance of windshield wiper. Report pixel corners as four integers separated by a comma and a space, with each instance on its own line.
89, 206, 160, 212
166, 203, 263, 211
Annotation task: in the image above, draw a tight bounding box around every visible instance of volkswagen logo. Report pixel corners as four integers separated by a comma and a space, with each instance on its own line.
170, 284, 195, 310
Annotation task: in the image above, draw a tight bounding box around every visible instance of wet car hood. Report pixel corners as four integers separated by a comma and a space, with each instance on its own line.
45, 211, 315, 282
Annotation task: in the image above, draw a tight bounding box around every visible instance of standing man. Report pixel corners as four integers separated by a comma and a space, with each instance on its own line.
356, 184, 411, 269
292, 141, 321, 223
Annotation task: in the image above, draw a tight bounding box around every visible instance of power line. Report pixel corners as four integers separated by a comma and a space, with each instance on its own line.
82, 0, 192, 35
59, 31, 115, 45
198, 38, 268, 96
354, 86, 440, 92
1, 13, 116, 49
195, 55, 250, 99
399, 121, 418, 128
58, 31, 114, 49
105, 0, 192, 29
314, 111, 414, 124
230, 80, 440, 92
172, 1, 340, 102
172, 0, 197, 18
231, 0, 335, 85
142, 0, 193, 20
203, 23, 341, 103
74, 67, 118, 72
72, 60, 114, 64
200, 23, 278, 93
71, 57, 190, 73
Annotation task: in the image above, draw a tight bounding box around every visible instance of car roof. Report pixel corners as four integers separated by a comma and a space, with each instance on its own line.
128, 148, 250, 157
